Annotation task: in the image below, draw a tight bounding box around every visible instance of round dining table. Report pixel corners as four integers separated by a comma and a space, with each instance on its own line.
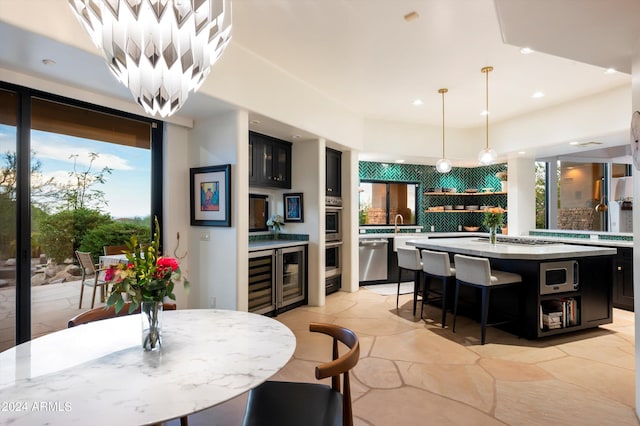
0, 309, 296, 425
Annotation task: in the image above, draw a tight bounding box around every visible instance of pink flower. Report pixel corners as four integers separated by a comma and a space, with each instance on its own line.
158, 257, 179, 272
104, 266, 116, 281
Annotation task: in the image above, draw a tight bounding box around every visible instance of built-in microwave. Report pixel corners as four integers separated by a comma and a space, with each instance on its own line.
539, 260, 579, 295
326, 207, 342, 241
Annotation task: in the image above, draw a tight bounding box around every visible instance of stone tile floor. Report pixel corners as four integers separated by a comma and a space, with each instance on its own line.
3, 283, 638, 425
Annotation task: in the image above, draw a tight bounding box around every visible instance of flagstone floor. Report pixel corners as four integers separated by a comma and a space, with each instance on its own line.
2, 284, 638, 425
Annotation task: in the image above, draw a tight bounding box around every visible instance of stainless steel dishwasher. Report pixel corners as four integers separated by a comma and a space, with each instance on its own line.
359, 239, 388, 281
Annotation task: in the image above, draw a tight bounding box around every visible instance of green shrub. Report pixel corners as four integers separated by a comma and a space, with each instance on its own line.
39, 208, 111, 263
79, 222, 151, 262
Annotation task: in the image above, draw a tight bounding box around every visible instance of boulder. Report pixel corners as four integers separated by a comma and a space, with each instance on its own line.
65, 264, 82, 276
31, 273, 47, 286
5, 258, 16, 267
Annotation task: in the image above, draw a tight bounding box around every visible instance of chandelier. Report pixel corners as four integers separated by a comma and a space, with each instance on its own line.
68, 0, 232, 117
435, 88, 452, 173
477, 66, 497, 165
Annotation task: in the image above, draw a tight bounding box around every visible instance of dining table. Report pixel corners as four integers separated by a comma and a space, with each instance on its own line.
99, 253, 130, 267
0, 309, 296, 425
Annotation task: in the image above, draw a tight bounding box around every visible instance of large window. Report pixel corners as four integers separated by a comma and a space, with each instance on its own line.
0, 82, 163, 349
359, 181, 418, 225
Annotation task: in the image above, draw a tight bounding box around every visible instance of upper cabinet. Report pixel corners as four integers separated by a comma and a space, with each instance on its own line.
326, 148, 342, 196
249, 131, 292, 189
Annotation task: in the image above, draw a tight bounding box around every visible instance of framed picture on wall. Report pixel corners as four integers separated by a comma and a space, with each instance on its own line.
190, 164, 231, 227
283, 193, 304, 222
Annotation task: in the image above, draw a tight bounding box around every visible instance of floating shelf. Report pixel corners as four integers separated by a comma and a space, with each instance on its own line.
423, 191, 507, 196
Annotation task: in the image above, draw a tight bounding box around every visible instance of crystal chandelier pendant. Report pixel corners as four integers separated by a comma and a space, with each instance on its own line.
68, 0, 232, 117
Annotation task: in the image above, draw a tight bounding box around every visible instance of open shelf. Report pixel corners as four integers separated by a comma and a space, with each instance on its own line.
423, 191, 507, 196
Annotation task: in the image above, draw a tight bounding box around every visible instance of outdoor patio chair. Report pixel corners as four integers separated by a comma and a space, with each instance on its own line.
75, 250, 109, 309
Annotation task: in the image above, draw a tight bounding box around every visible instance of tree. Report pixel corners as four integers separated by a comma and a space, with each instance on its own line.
59, 152, 112, 211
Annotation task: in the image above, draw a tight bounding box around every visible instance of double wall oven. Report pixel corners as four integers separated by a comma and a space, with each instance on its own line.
325, 196, 343, 294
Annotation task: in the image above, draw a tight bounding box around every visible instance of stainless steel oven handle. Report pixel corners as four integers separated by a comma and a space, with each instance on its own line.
326, 241, 344, 247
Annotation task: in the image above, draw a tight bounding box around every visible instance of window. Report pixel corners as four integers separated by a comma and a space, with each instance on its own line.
359, 181, 418, 225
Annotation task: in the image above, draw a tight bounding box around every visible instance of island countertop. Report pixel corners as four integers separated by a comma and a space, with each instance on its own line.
408, 237, 616, 260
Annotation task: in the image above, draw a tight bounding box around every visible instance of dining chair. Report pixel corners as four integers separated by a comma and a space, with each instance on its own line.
452, 254, 522, 345
67, 301, 177, 327
243, 322, 360, 426
103, 245, 128, 255
421, 249, 456, 327
75, 250, 109, 309
396, 247, 423, 315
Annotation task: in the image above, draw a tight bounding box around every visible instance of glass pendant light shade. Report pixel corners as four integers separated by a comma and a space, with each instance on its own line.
436, 88, 451, 173
477, 148, 497, 165
436, 158, 452, 173
68, 0, 232, 117
477, 66, 497, 165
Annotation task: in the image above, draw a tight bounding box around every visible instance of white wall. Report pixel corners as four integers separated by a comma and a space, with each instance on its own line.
631, 37, 640, 419
506, 157, 537, 235
342, 149, 359, 292
187, 110, 249, 311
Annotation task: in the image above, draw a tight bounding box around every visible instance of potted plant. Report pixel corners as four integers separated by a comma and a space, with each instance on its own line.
496, 170, 508, 192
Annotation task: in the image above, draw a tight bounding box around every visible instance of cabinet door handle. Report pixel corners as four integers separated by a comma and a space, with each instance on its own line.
617, 266, 623, 271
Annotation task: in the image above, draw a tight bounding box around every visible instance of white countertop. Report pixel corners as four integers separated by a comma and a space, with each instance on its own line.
408, 237, 617, 260
0, 309, 296, 425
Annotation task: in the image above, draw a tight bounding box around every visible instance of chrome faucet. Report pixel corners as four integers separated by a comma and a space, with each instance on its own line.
394, 214, 404, 234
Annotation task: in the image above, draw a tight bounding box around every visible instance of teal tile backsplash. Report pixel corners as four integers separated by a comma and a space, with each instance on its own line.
359, 161, 508, 232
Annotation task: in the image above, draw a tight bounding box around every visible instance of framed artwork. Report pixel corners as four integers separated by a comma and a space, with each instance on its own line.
190, 164, 231, 227
283, 192, 304, 222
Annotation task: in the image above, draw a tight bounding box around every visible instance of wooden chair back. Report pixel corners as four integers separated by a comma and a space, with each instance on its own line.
310, 322, 360, 426
103, 245, 128, 256
68, 302, 177, 328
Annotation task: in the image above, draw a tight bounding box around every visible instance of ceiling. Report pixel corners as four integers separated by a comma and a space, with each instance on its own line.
0, 0, 638, 161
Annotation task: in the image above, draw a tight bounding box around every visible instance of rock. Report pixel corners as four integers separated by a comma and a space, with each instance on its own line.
63, 258, 75, 264
44, 265, 59, 278
5, 259, 16, 267
39, 254, 47, 265
52, 271, 73, 282
0, 279, 8, 288
65, 264, 82, 276
31, 273, 47, 286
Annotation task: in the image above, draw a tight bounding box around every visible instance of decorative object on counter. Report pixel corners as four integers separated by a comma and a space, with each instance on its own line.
283, 193, 304, 222
483, 206, 505, 245
501, 226, 508, 235
267, 214, 286, 238
190, 164, 232, 227
105, 217, 189, 351
68, 0, 232, 117
463, 226, 480, 232
436, 88, 452, 173
496, 170, 508, 192
464, 188, 478, 193
478, 66, 498, 165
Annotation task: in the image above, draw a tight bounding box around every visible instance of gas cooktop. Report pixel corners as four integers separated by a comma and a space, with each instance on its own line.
479, 237, 558, 245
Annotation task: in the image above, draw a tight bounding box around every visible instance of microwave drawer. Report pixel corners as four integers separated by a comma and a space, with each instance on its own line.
539, 260, 579, 295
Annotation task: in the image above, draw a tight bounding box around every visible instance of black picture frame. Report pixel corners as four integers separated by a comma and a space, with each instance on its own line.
283, 193, 304, 222
190, 164, 231, 227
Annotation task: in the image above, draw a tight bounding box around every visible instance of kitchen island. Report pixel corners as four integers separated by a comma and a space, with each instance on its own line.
408, 237, 617, 339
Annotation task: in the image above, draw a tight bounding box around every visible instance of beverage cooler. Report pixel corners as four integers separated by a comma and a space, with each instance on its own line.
248, 246, 306, 315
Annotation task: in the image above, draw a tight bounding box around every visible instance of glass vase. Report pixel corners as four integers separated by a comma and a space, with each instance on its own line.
489, 226, 497, 245
141, 301, 163, 351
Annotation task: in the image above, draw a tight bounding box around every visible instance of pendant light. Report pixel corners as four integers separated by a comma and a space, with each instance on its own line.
435, 88, 452, 173
68, 0, 232, 118
478, 66, 498, 165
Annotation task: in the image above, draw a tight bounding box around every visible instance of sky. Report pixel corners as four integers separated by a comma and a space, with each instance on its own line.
0, 124, 151, 218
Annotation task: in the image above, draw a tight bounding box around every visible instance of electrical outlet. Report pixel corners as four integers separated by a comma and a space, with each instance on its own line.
200, 231, 210, 241
209, 297, 216, 308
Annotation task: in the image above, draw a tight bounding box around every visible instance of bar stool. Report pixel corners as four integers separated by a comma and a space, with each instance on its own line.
452, 254, 522, 345
421, 250, 456, 327
396, 247, 423, 315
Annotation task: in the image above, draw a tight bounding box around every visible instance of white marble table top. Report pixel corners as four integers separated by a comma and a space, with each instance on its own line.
409, 237, 617, 260
0, 309, 296, 425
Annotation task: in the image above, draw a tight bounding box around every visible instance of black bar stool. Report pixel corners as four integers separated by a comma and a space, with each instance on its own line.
452, 254, 522, 344
421, 250, 456, 327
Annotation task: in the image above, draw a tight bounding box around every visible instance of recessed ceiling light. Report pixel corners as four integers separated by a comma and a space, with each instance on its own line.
604, 68, 617, 74
518, 151, 526, 155
569, 141, 579, 145
404, 11, 420, 22
292, 135, 301, 139
480, 110, 490, 116
42, 59, 56, 66
412, 99, 424, 106
531, 91, 545, 99
396, 159, 405, 164
520, 47, 534, 55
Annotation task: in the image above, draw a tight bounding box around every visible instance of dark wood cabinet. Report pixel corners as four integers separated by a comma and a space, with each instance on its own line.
613, 248, 634, 311
249, 131, 292, 189
326, 148, 342, 196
